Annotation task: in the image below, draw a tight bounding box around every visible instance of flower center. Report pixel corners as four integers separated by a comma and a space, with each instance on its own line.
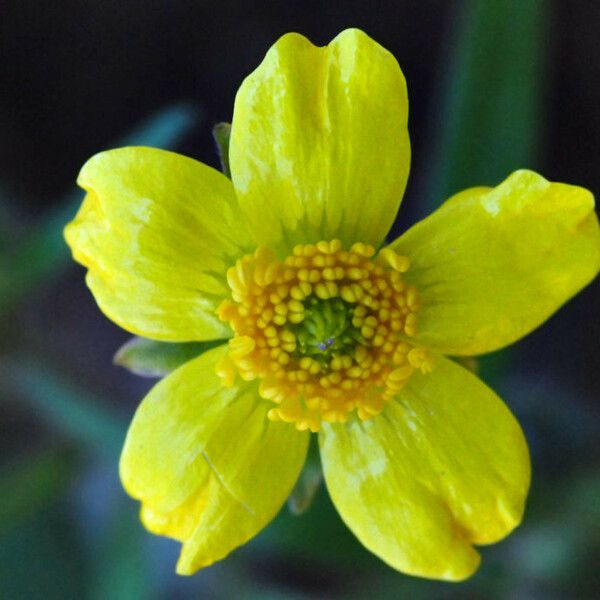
216, 239, 432, 432
293, 297, 364, 362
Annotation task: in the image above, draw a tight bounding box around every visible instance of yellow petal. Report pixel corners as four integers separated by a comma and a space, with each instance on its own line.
389, 170, 600, 355
319, 355, 530, 581
65, 147, 253, 341
230, 28, 410, 253
120, 346, 309, 573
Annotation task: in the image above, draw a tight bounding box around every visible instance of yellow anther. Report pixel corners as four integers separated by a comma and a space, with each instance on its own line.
309, 362, 321, 375
228, 335, 255, 358
316, 240, 331, 254
364, 315, 378, 328
378, 308, 391, 321
330, 239, 342, 253
315, 283, 330, 300
355, 345, 368, 362
376, 278, 389, 293
226, 265, 243, 294
217, 240, 424, 432
312, 253, 327, 267
273, 303, 287, 316
405, 313, 418, 336
329, 371, 342, 384
361, 325, 375, 338
299, 357, 313, 370
280, 329, 296, 343
372, 335, 385, 347
341, 286, 356, 303
390, 318, 403, 331
299, 281, 312, 296
296, 370, 309, 382
216, 356, 237, 387
351, 242, 376, 257
347, 366, 363, 378
305, 397, 321, 410
288, 299, 304, 313
308, 269, 321, 283
259, 382, 279, 399
348, 267, 365, 280
330, 356, 343, 370
407, 286, 419, 309
290, 285, 306, 300
388, 364, 413, 382
345, 253, 360, 266
379, 248, 411, 272
322, 267, 337, 280
325, 281, 338, 297
354, 305, 367, 318
408, 348, 433, 373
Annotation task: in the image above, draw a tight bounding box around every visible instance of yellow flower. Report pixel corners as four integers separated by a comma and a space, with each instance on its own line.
64, 29, 600, 581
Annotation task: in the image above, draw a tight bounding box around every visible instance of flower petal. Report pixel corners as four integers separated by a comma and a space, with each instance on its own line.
319, 356, 530, 581
389, 170, 600, 355
229, 28, 410, 253
120, 345, 309, 573
65, 147, 253, 341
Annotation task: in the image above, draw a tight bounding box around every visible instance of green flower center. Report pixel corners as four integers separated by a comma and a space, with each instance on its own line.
291, 297, 364, 364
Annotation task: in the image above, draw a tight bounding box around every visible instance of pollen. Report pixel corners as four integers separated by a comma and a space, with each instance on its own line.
216, 240, 431, 432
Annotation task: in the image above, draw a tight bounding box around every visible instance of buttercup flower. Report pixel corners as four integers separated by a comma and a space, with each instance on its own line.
64, 29, 600, 581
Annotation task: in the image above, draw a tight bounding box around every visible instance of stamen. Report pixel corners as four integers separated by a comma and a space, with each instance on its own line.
217, 240, 430, 432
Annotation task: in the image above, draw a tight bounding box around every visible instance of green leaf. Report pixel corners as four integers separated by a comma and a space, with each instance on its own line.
114, 336, 225, 378
0, 103, 199, 314
212, 121, 232, 178
424, 0, 546, 215
287, 435, 322, 516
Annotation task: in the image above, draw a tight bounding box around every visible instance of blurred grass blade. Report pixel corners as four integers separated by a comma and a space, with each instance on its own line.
91, 503, 154, 600
212, 122, 232, 177
0, 507, 86, 599
424, 0, 546, 215
1, 357, 126, 458
114, 336, 225, 378
0, 447, 77, 534
0, 103, 200, 313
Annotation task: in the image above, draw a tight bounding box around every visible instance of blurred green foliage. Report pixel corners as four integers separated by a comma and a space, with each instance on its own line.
2, 1, 599, 599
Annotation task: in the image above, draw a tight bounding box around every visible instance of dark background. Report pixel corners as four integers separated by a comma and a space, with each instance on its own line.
1, 1, 599, 598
